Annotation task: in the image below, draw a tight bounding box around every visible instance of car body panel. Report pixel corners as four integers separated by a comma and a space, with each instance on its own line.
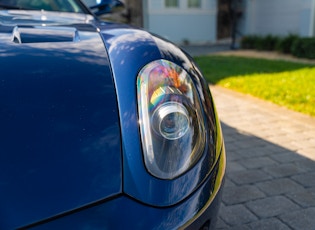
100, 24, 220, 206
24, 151, 225, 230
0, 6, 225, 230
0, 11, 122, 229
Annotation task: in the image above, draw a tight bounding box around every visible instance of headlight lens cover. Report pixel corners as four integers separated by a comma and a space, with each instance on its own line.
137, 59, 206, 179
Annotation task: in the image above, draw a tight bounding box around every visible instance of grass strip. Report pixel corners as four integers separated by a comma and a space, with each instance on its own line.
195, 55, 315, 117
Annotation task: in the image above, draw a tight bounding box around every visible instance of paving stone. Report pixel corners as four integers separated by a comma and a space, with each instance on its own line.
222, 185, 265, 205
280, 123, 310, 133
269, 152, 305, 163
223, 136, 238, 145
297, 147, 315, 161
208, 70, 315, 230
222, 144, 236, 157
228, 169, 272, 185
286, 191, 315, 208
230, 150, 265, 160
300, 131, 315, 141
279, 207, 315, 230
246, 196, 300, 218
294, 158, 315, 172
261, 144, 290, 155
226, 161, 246, 173
256, 178, 305, 195
291, 171, 315, 188
278, 142, 299, 152
237, 138, 267, 150
293, 138, 315, 148
219, 204, 258, 226
269, 136, 298, 149
263, 163, 306, 178
245, 218, 291, 230
225, 148, 246, 161
215, 217, 230, 229
239, 156, 277, 169
223, 178, 236, 188
221, 225, 251, 230
246, 145, 281, 157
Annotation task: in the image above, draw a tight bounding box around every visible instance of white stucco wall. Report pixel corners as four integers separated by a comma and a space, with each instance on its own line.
143, 0, 217, 44
243, 0, 315, 37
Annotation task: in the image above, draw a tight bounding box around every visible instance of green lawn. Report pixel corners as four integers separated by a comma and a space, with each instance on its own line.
194, 55, 315, 117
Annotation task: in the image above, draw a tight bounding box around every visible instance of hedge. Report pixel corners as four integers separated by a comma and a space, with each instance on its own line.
291, 37, 315, 59
276, 34, 299, 54
240, 34, 315, 59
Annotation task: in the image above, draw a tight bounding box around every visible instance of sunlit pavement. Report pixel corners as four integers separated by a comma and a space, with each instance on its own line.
211, 85, 315, 230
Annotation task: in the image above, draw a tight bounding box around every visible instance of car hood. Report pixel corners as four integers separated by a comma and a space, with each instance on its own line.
0, 11, 122, 229
0, 10, 95, 26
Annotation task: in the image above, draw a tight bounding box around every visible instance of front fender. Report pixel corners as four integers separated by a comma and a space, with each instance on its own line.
100, 24, 221, 207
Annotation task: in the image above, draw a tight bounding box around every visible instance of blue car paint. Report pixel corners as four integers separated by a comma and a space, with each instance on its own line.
0, 18, 122, 229
24, 152, 225, 230
99, 24, 220, 206
0, 9, 225, 230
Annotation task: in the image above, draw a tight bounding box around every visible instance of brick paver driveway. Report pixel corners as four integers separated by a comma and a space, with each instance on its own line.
211, 86, 315, 230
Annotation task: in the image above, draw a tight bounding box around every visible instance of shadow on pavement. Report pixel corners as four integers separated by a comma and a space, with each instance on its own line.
216, 122, 315, 230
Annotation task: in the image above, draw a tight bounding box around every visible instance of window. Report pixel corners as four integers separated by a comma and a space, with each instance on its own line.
165, 0, 179, 8
188, 0, 201, 8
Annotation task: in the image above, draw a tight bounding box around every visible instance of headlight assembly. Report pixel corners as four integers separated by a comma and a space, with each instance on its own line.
137, 59, 206, 179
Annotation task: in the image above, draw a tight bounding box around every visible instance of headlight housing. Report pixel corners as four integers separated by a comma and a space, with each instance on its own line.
137, 59, 206, 179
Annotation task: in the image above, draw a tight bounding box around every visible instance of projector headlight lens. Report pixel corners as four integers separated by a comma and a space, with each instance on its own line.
137, 60, 206, 179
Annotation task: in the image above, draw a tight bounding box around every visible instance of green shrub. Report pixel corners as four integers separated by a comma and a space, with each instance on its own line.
241, 35, 279, 51
252, 36, 263, 50
241, 34, 315, 59
291, 37, 315, 59
276, 34, 299, 54
240, 35, 259, 49
258, 35, 280, 51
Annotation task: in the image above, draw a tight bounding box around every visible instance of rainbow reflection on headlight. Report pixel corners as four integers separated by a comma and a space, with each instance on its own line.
137, 59, 205, 179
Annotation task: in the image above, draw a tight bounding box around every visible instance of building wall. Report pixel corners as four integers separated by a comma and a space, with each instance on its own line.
124, 0, 144, 27
143, 0, 217, 44
243, 0, 315, 37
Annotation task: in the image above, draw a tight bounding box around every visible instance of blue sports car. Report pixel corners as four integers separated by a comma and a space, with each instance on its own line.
0, 0, 225, 229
